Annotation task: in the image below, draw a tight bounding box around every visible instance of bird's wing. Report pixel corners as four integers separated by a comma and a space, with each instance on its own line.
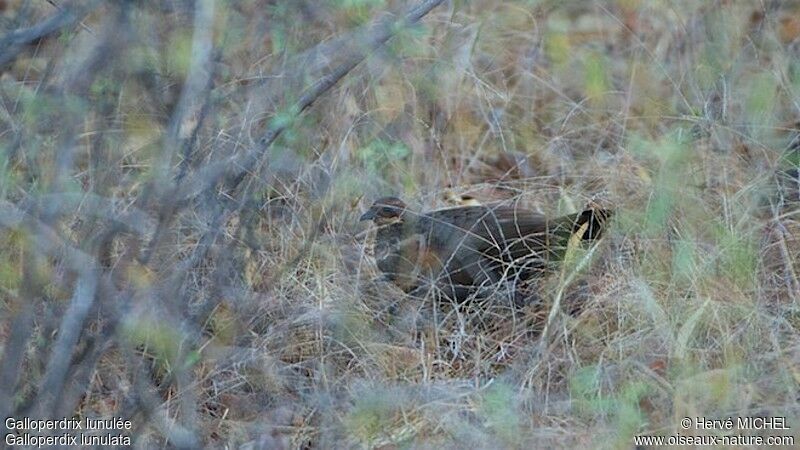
418, 205, 551, 251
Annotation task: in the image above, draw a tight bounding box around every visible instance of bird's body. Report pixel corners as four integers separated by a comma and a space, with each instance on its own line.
361, 197, 611, 301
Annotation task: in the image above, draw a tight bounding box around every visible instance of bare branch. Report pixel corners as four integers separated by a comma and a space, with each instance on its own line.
158, 0, 217, 183
33, 270, 98, 416
0, 1, 99, 69
24, 193, 155, 236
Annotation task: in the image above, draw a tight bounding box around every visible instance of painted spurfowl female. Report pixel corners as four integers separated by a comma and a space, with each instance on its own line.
360, 196, 611, 301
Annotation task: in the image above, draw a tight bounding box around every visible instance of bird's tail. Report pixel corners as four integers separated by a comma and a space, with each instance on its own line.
568, 209, 613, 240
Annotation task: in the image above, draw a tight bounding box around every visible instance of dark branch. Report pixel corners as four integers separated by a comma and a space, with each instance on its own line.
0, 1, 99, 69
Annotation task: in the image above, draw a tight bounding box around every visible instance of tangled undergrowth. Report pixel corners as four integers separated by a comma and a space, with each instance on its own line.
1, 0, 799, 448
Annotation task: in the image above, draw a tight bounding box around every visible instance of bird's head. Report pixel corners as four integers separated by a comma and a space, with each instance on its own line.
359, 196, 407, 225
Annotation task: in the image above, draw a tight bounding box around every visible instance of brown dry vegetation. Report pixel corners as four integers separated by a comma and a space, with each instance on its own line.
1, 0, 799, 448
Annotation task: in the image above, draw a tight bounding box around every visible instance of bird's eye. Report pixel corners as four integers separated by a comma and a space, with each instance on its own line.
381, 206, 394, 215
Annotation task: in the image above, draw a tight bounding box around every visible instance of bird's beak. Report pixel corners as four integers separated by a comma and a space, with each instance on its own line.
359, 210, 375, 222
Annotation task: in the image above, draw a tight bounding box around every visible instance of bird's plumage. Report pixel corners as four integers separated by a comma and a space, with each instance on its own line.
361, 197, 611, 301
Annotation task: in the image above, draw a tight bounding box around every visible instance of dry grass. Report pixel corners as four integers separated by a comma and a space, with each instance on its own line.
1, 0, 800, 448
